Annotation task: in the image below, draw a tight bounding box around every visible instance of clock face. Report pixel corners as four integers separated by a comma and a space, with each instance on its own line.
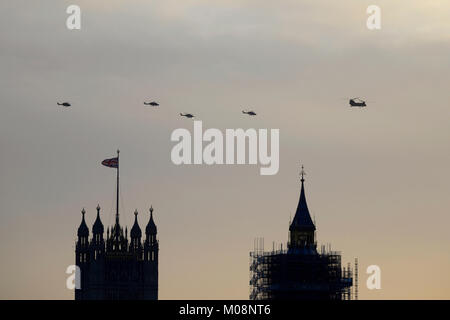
2, 1, 450, 302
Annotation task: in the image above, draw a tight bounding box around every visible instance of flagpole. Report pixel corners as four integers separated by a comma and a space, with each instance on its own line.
116, 149, 120, 226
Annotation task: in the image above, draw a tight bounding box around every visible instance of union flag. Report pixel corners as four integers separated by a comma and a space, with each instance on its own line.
101, 157, 118, 168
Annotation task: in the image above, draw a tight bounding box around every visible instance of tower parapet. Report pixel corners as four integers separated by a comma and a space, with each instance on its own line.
75, 205, 159, 300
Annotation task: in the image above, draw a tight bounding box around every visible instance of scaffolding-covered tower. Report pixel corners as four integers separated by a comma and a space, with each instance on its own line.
249, 167, 355, 300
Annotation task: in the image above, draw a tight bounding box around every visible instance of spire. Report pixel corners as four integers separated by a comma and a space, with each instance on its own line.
131, 209, 142, 238
92, 204, 104, 234
289, 165, 315, 232
77, 208, 89, 237
146, 206, 157, 235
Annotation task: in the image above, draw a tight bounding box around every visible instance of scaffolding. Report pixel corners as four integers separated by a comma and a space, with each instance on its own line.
250, 239, 355, 300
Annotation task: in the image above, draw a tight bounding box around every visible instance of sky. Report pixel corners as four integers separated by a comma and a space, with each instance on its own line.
1, 0, 450, 299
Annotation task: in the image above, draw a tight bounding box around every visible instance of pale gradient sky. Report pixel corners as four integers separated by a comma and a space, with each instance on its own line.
1, 0, 450, 299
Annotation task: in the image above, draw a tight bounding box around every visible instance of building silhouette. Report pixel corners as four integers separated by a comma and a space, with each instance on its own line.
75, 151, 158, 300
75, 206, 158, 300
249, 166, 356, 300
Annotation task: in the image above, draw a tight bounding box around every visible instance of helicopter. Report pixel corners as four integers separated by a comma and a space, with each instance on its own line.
57, 102, 71, 107
144, 101, 159, 106
180, 113, 195, 119
242, 110, 257, 116
348, 98, 367, 108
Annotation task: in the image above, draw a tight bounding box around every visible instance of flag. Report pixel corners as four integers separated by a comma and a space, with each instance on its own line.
101, 157, 118, 168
